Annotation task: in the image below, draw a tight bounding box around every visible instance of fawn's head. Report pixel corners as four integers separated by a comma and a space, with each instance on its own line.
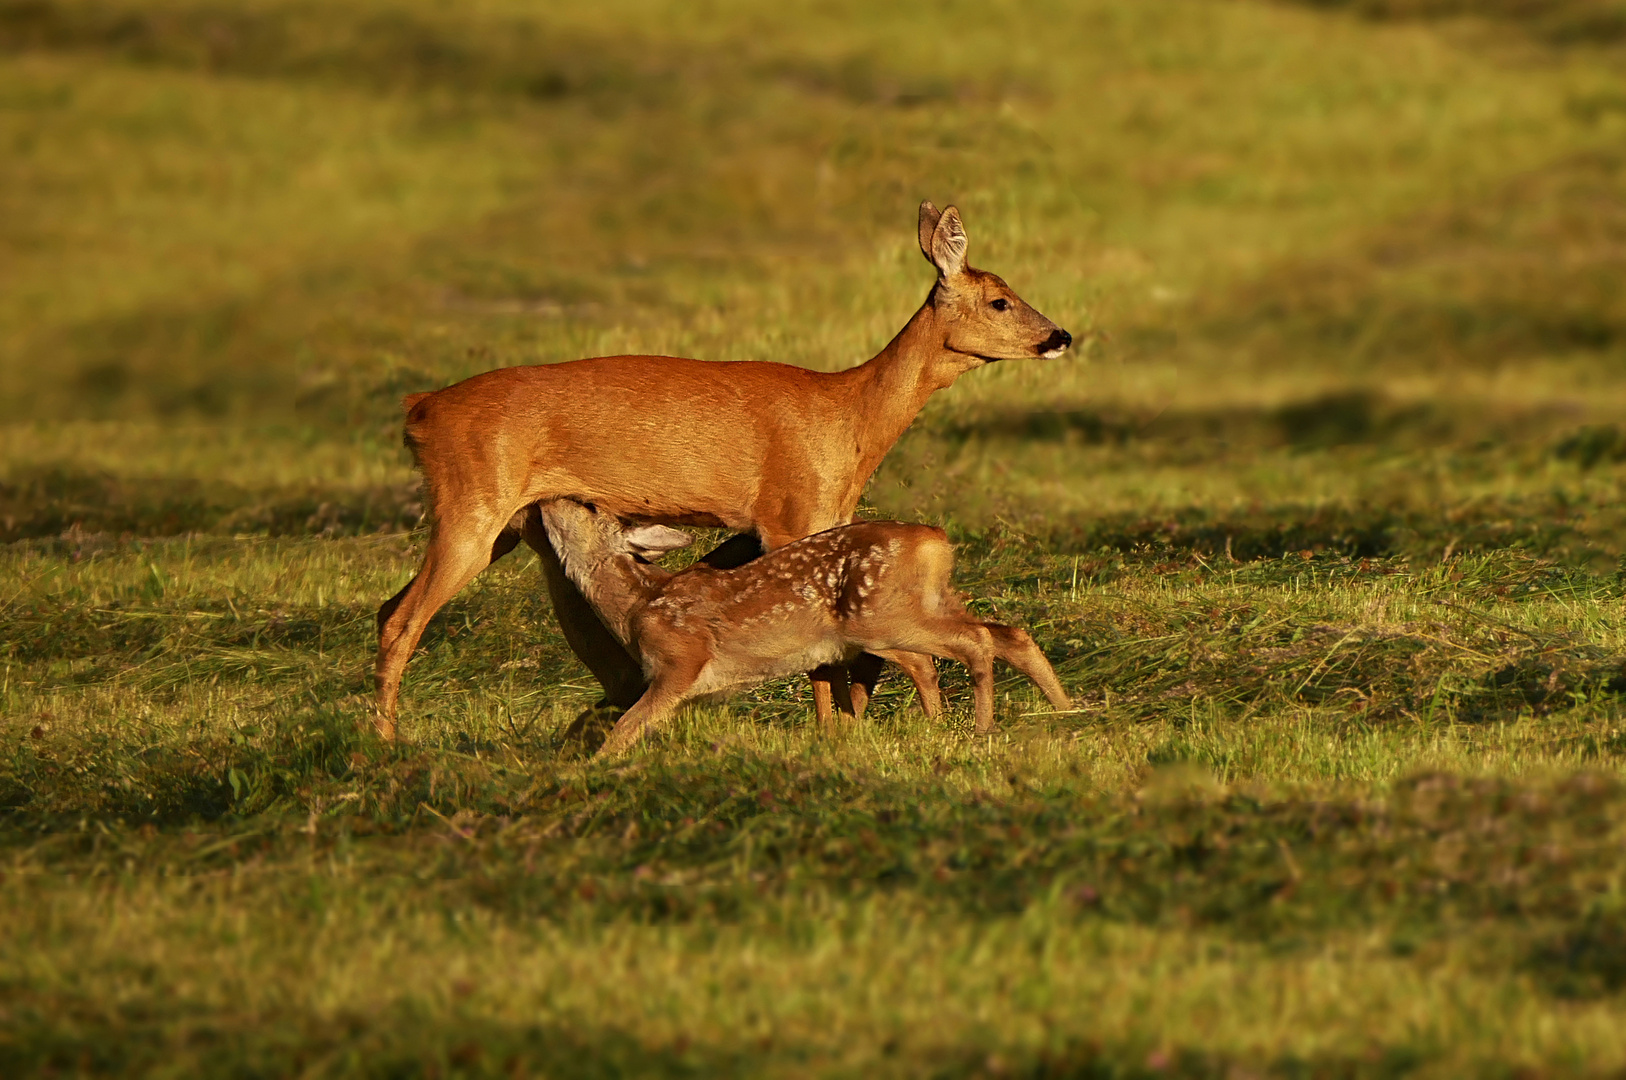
919, 201, 1071, 364
540, 499, 694, 575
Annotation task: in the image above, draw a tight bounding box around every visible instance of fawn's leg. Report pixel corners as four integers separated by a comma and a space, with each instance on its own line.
597, 662, 704, 757
844, 653, 883, 722
916, 621, 997, 734
960, 627, 999, 734
849, 650, 942, 721
984, 623, 1072, 712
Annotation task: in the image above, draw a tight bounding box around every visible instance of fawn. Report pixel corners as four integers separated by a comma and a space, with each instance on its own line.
539, 498, 1073, 756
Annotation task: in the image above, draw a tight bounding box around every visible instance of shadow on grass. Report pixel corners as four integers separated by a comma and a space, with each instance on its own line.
941, 390, 1448, 451
1285, 0, 1626, 48
0, 991, 1440, 1079
0, 466, 423, 543
1036, 499, 1615, 564
1529, 907, 1626, 1000
1, 1004, 740, 1080
0, 0, 668, 102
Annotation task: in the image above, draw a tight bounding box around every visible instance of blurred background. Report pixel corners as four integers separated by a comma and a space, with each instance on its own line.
3, 0, 1625, 563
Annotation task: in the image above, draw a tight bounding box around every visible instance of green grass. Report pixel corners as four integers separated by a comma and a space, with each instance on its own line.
6, 0, 1626, 1075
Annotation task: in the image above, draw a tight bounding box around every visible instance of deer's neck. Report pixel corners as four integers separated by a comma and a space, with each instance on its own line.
847, 295, 980, 478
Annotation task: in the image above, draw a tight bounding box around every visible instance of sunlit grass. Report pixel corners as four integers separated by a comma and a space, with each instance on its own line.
7, 0, 1626, 1074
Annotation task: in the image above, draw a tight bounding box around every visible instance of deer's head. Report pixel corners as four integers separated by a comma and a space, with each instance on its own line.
919, 201, 1071, 364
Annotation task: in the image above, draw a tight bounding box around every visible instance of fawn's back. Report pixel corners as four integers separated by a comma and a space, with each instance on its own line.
633, 522, 956, 689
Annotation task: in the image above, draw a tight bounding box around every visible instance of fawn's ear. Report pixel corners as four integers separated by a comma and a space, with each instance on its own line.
625, 524, 693, 555
928, 205, 968, 280
918, 201, 943, 265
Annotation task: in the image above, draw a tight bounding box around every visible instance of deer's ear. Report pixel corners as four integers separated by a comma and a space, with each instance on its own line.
918, 201, 943, 265
625, 524, 693, 555
929, 205, 968, 279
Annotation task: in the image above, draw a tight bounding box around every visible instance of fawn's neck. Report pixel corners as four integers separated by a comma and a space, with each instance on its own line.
561, 551, 669, 648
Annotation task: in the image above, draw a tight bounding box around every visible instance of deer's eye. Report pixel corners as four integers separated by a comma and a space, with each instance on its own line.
990, 298, 1010, 312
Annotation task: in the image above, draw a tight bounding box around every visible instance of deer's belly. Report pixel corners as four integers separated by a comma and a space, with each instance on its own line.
527, 464, 758, 531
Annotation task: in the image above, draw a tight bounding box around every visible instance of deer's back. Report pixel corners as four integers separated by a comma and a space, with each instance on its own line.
404, 357, 861, 529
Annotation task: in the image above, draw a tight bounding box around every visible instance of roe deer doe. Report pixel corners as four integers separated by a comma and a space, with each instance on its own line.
539, 498, 1074, 756
375, 201, 1073, 738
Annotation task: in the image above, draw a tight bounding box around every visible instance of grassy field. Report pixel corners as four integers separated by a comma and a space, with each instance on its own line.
6, 0, 1626, 1075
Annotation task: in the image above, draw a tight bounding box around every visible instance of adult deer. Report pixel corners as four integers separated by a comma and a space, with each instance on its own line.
374, 200, 1072, 738
539, 499, 1073, 755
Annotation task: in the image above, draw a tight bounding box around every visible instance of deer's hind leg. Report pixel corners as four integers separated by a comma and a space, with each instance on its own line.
985, 623, 1072, 712
374, 507, 510, 738
375, 526, 519, 642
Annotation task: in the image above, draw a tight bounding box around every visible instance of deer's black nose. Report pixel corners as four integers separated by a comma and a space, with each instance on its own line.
1038, 328, 1072, 355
